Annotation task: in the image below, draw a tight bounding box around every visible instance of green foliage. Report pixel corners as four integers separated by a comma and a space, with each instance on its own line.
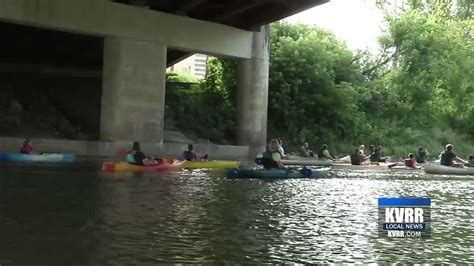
268, 22, 367, 151
167, 5, 473, 157
378, 1, 474, 136
165, 59, 236, 144
166, 71, 200, 83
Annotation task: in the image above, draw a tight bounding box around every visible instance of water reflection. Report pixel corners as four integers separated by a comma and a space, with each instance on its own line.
0, 163, 473, 263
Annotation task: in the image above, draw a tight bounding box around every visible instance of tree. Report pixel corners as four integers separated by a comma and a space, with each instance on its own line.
268, 22, 367, 150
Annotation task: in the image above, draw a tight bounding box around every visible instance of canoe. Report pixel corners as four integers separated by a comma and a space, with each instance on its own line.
424, 164, 474, 176
0, 153, 75, 162
331, 163, 391, 170
102, 161, 185, 172
389, 165, 423, 171
182, 160, 240, 169
226, 167, 330, 179
256, 155, 332, 166
281, 159, 333, 166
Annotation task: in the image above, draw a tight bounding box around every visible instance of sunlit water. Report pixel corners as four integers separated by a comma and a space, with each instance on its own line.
0, 161, 473, 264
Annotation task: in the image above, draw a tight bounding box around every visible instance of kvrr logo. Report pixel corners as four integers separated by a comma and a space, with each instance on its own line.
385, 207, 424, 223
378, 198, 431, 238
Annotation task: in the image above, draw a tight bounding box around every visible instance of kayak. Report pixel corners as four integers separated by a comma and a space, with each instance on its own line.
0, 153, 76, 162
256, 156, 332, 167
389, 165, 423, 171
226, 167, 330, 179
281, 159, 333, 166
182, 160, 240, 169
102, 161, 185, 172
424, 164, 474, 176
331, 163, 392, 170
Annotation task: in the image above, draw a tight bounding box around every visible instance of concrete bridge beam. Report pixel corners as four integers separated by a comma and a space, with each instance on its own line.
236, 25, 270, 155
0, 0, 253, 59
100, 37, 166, 143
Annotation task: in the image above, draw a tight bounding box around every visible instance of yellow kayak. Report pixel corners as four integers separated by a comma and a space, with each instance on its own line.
103, 161, 186, 171
182, 160, 240, 169
102, 160, 240, 171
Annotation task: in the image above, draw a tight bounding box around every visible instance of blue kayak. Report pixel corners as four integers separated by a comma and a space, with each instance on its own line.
0, 153, 76, 162
226, 167, 330, 179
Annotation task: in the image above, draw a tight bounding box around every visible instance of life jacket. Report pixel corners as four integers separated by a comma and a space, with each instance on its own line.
183, 150, 197, 161
369, 151, 381, 162
126, 152, 140, 165
440, 151, 455, 166
262, 149, 279, 169
405, 158, 415, 168
318, 148, 325, 159
351, 153, 362, 165
415, 151, 426, 163
20, 144, 33, 154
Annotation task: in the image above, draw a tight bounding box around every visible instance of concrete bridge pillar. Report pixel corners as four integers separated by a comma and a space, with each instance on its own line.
236, 25, 270, 155
100, 37, 166, 143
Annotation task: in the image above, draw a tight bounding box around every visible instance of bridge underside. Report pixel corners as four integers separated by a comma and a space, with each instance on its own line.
0, 0, 328, 157
115, 0, 328, 64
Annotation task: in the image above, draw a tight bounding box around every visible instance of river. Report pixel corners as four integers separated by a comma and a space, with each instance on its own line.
0, 161, 473, 264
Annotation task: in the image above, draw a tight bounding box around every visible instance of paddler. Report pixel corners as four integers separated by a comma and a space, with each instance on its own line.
466, 155, 474, 167
351, 148, 369, 165
20, 137, 33, 154
183, 144, 208, 161
404, 153, 417, 168
369, 146, 382, 162
358, 145, 366, 156
127, 141, 158, 166
183, 144, 198, 161
318, 144, 333, 160
415, 147, 429, 163
262, 139, 285, 169
300, 142, 315, 157
440, 144, 467, 167
277, 138, 289, 159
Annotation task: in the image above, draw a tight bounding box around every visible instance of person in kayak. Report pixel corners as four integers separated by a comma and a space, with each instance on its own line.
378, 144, 391, 162
127, 141, 158, 166
318, 144, 333, 160
369, 144, 376, 155
464, 155, 474, 167
277, 138, 289, 159
262, 139, 285, 169
351, 148, 369, 165
404, 153, 417, 168
415, 147, 429, 163
301, 142, 314, 157
440, 144, 467, 167
20, 138, 33, 154
183, 144, 197, 161
369, 146, 382, 162
183, 144, 208, 161
358, 145, 366, 156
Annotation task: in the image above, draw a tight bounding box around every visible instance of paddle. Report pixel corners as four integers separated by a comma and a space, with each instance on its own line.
388, 162, 398, 169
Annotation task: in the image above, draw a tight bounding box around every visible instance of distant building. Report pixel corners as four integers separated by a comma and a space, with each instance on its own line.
167, 54, 208, 79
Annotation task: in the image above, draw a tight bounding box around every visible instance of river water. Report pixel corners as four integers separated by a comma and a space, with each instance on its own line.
0, 161, 473, 264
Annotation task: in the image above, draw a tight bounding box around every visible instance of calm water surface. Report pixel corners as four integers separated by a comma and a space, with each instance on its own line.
0, 161, 473, 264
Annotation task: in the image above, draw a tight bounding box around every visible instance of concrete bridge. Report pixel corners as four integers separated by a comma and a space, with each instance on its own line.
0, 0, 327, 158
